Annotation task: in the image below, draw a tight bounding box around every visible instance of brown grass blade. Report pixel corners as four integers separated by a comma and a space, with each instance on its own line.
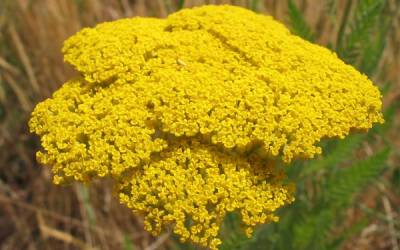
37, 212, 98, 250
3, 73, 32, 112
8, 24, 40, 95
0, 56, 20, 75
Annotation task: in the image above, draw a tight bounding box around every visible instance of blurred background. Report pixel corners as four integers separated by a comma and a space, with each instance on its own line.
0, 0, 399, 249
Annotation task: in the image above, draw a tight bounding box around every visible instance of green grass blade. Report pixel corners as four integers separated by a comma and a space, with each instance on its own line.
336, 0, 353, 51
287, 0, 315, 41
250, 0, 261, 12
177, 0, 185, 10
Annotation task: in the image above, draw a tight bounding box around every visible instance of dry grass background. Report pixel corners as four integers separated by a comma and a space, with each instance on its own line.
0, 0, 399, 249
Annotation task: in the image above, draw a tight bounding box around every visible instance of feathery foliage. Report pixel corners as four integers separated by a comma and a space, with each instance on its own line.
359, 17, 390, 76
301, 134, 365, 177
326, 148, 390, 206
336, 0, 386, 65
291, 148, 389, 250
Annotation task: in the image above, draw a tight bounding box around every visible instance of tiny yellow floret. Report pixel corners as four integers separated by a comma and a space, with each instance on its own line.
29, 5, 384, 250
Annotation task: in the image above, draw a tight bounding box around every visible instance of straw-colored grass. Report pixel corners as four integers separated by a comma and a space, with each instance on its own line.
0, 1, 399, 249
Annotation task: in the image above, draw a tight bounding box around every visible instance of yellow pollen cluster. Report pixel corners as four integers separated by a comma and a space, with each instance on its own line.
29, 5, 383, 249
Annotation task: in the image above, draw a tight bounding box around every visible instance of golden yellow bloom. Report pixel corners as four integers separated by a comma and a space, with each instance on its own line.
29, 5, 383, 250
118, 140, 293, 248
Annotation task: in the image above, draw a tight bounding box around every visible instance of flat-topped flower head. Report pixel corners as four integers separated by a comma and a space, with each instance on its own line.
29, 5, 384, 250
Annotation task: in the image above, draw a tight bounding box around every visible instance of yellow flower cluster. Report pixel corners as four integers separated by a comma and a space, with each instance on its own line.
29, 5, 383, 250
119, 140, 293, 249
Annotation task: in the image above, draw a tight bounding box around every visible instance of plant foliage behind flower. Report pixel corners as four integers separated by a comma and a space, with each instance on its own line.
29, 5, 384, 250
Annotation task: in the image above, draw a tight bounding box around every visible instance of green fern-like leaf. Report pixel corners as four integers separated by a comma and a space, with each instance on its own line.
301, 134, 364, 177
219, 213, 251, 250
326, 148, 390, 206
359, 17, 390, 76
220, 232, 250, 250
369, 98, 397, 138
337, 0, 385, 64
291, 149, 389, 250
287, 0, 315, 41
292, 209, 334, 250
